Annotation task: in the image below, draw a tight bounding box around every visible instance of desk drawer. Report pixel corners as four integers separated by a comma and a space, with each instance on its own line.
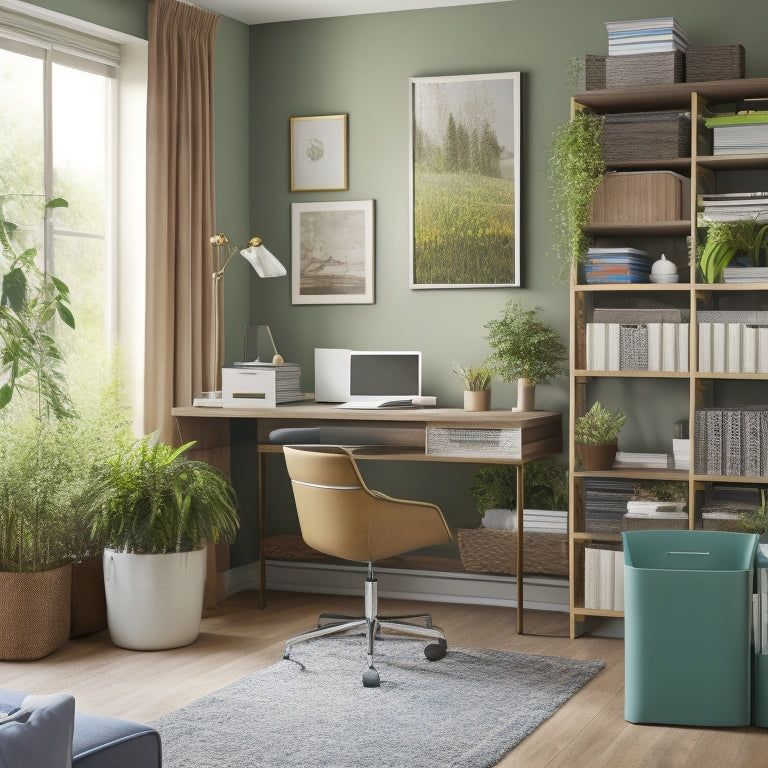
426, 427, 522, 459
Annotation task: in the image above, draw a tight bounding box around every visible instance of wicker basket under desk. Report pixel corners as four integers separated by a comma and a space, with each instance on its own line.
457, 527, 568, 577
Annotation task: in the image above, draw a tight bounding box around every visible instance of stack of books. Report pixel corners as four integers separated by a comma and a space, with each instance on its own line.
584, 547, 624, 611
673, 438, 691, 470
232, 361, 304, 403
614, 452, 671, 469
585, 477, 635, 534
700, 192, 768, 222
723, 266, 768, 283
583, 247, 650, 284
705, 113, 768, 155
625, 499, 687, 521
523, 509, 567, 534
605, 17, 689, 56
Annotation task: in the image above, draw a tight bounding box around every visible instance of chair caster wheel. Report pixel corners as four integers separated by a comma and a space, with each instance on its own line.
424, 639, 447, 661
362, 666, 380, 688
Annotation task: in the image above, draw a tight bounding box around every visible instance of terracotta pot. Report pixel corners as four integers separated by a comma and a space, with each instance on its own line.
0, 563, 72, 660
464, 389, 491, 412
576, 441, 618, 471
515, 378, 535, 411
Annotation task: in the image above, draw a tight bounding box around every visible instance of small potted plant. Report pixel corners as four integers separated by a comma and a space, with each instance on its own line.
452, 362, 493, 411
574, 401, 626, 470
484, 300, 567, 411
87, 433, 240, 650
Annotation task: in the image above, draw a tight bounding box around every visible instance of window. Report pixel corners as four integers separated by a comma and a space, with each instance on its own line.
0, 2, 146, 423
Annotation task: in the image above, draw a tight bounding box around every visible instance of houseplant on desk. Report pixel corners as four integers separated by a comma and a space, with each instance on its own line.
484, 300, 567, 411
574, 401, 626, 471
87, 434, 240, 650
452, 362, 493, 411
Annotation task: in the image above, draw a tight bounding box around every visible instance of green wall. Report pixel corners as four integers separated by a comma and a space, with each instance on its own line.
236, 0, 768, 568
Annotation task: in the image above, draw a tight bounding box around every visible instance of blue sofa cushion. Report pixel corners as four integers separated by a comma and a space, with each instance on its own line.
0, 693, 75, 768
0, 689, 161, 768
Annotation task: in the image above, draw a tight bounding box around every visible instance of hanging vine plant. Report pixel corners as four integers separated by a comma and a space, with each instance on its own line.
546, 109, 605, 277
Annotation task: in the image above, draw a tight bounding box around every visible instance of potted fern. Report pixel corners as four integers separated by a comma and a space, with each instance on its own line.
574, 401, 626, 470
87, 434, 240, 650
452, 362, 493, 411
484, 300, 567, 411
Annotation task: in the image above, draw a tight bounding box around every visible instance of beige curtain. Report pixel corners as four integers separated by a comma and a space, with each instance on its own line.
144, 0, 219, 443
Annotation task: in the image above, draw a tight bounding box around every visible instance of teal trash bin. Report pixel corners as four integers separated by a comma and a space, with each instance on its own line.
623, 529, 758, 726
753, 539, 768, 727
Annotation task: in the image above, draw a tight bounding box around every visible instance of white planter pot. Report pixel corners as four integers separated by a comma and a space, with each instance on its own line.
103, 547, 207, 650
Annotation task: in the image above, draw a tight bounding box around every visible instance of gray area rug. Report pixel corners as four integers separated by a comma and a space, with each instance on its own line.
153, 636, 604, 768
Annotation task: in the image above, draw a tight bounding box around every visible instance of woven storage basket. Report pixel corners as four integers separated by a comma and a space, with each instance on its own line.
70, 555, 107, 638
457, 528, 568, 577
601, 111, 690, 162
0, 564, 71, 660
585, 54, 606, 90
606, 51, 684, 88
623, 516, 689, 531
686, 45, 745, 82
263, 534, 326, 560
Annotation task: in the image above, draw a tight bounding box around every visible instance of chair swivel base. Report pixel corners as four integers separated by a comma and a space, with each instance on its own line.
283, 572, 447, 687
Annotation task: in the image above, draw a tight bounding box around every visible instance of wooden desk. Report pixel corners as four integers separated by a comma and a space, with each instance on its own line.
172, 403, 562, 634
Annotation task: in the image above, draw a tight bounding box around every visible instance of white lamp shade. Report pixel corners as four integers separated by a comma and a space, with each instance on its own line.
241, 244, 286, 278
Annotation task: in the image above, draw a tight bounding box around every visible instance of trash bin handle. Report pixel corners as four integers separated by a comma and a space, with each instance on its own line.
666, 551, 709, 556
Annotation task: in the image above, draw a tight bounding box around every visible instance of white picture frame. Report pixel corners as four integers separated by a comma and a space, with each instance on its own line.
291, 200, 374, 305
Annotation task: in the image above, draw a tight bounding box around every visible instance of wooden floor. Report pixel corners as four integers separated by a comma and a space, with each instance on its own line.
2, 590, 768, 767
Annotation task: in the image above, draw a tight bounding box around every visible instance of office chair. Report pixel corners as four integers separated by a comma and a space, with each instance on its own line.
282, 444, 453, 687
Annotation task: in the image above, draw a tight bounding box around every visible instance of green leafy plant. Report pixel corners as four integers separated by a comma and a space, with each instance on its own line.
0, 195, 74, 417
738, 490, 768, 535
546, 110, 605, 274
484, 300, 567, 386
464, 459, 569, 517
574, 401, 626, 446
452, 362, 493, 391
697, 219, 768, 284
88, 434, 240, 554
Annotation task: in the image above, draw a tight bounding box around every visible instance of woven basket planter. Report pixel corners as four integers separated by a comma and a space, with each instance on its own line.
457, 527, 568, 577
71, 555, 107, 638
0, 563, 72, 660
606, 51, 684, 88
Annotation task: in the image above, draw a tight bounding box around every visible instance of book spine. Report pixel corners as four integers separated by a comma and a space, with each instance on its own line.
592, 323, 607, 370
759, 327, 768, 374
744, 410, 761, 478
662, 322, 677, 372
613, 550, 624, 613
706, 409, 724, 476
723, 409, 742, 476
607, 323, 621, 371
698, 322, 712, 373
726, 323, 742, 373
742, 325, 758, 373
647, 323, 662, 371
712, 323, 726, 372
584, 548, 600, 610
586, 323, 594, 370
677, 323, 689, 372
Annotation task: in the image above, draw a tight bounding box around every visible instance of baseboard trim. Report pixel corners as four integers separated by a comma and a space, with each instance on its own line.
225, 560, 569, 613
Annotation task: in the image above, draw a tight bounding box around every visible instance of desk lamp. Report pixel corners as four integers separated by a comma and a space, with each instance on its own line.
203, 232, 287, 400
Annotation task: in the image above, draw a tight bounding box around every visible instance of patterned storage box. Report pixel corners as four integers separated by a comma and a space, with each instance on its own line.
601, 111, 691, 162
605, 51, 685, 88
686, 45, 745, 82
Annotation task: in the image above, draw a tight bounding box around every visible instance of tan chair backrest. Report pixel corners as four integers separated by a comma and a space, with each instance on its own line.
283, 445, 452, 564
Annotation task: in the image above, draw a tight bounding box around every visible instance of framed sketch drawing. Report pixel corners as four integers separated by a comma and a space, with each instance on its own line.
291, 200, 374, 305
409, 72, 521, 288
290, 114, 348, 191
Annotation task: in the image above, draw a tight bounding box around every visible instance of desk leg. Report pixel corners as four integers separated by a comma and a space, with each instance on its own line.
258, 450, 267, 609
516, 464, 524, 635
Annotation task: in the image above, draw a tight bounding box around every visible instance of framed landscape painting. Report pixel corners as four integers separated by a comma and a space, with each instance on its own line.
291, 200, 374, 305
409, 72, 521, 288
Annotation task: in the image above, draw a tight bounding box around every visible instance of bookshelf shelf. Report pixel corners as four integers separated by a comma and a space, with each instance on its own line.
568, 75, 768, 639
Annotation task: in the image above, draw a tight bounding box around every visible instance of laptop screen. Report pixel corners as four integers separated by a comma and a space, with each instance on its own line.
349, 352, 421, 399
